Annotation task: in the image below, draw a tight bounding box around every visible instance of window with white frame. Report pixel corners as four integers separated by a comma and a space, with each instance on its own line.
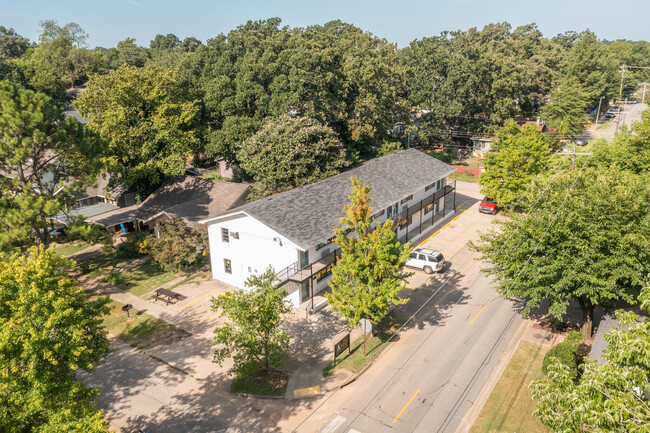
221, 228, 229, 243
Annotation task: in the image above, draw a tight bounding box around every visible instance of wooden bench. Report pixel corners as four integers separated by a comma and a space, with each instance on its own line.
154, 288, 181, 305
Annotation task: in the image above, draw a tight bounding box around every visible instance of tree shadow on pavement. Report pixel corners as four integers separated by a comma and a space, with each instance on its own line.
398, 265, 468, 331
122, 369, 320, 433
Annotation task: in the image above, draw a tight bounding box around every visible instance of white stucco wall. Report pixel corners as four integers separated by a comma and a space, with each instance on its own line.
206, 213, 302, 290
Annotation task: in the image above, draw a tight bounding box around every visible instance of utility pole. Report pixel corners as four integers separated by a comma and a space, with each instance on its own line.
642, 82, 648, 104
557, 142, 592, 171
595, 96, 604, 124
619, 65, 626, 100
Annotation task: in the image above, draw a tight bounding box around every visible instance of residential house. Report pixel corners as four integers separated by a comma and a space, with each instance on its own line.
137, 175, 250, 233
199, 149, 457, 307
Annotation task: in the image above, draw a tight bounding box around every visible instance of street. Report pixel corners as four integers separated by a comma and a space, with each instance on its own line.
292, 182, 524, 433
588, 101, 647, 141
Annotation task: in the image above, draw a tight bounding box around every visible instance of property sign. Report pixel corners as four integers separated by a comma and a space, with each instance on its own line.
334, 333, 351, 363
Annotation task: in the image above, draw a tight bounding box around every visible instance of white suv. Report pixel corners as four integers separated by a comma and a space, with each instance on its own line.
406, 248, 445, 274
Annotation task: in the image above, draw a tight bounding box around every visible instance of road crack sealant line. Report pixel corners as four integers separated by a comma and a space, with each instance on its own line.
410, 156, 595, 433
291, 245, 479, 433
293, 166, 572, 432
409, 307, 521, 433
335, 252, 487, 433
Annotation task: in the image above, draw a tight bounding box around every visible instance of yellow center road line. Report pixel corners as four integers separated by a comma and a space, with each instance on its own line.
470, 304, 487, 324
178, 289, 217, 310
394, 389, 420, 423
452, 215, 460, 221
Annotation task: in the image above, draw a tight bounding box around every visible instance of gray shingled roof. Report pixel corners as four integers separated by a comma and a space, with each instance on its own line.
203, 149, 455, 249
590, 310, 647, 365
138, 175, 250, 229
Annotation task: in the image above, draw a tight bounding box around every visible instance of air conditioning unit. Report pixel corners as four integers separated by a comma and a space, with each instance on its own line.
320, 248, 331, 258
230, 231, 239, 239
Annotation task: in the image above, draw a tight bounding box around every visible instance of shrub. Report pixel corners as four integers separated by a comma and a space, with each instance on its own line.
148, 218, 208, 272
102, 272, 127, 287
115, 240, 141, 259
65, 215, 112, 246
542, 330, 584, 380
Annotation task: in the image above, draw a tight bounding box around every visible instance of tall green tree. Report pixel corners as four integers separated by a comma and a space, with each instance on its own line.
0, 81, 105, 250
531, 285, 650, 432
591, 109, 650, 173
211, 267, 291, 375
479, 121, 552, 207
189, 18, 407, 166
474, 168, 650, 336
401, 23, 564, 139
17, 21, 97, 100
75, 64, 201, 197
239, 115, 350, 198
0, 246, 111, 432
326, 177, 410, 327
540, 77, 590, 137
564, 30, 617, 105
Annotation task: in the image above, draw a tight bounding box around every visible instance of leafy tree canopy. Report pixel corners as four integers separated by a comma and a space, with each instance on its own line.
239, 115, 350, 198
479, 120, 552, 207
211, 267, 291, 375
474, 167, 650, 336
144, 218, 208, 272
327, 177, 411, 327
0, 80, 105, 250
591, 109, 650, 173
0, 246, 111, 432
531, 285, 650, 432
75, 64, 201, 196
186, 18, 408, 165
540, 76, 590, 138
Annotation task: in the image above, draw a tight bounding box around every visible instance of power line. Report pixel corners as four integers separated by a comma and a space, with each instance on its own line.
292, 155, 576, 432
409, 154, 592, 432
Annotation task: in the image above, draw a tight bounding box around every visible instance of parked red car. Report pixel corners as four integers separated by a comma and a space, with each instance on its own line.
479, 197, 498, 214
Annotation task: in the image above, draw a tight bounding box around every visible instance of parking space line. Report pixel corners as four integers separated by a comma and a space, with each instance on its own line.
394, 389, 420, 423
178, 289, 217, 310
204, 312, 219, 321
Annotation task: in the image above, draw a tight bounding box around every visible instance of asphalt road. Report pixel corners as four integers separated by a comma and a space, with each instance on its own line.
588, 101, 647, 141
293, 183, 524, 433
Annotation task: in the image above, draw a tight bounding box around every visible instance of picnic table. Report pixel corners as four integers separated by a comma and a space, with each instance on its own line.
154, 288, 181, 305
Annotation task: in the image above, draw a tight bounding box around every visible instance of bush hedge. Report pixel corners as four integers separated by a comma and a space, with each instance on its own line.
542, 330, 584, 380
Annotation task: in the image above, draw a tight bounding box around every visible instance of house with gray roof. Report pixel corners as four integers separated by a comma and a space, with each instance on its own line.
199, 149, 457, 307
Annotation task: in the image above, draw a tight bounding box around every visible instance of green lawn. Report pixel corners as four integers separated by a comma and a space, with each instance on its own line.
231, 369, 288, 396
323, 311, 405, 377
470, 340, 551, 433
81, 249, 129, 278
93, 294, 190, 349
448, 172, 480, 183
52, 241, 91, 256
113, 260, 179, 297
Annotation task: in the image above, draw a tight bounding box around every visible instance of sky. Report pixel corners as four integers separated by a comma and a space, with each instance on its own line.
1, 0, 648, 48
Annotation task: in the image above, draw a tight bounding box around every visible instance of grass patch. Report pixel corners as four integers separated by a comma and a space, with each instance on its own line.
91, 293, 190, 349
167, 272, 204, 291
323, 311, 405, 377
448, 172, 480, 183
81, 249, 129, 278
113, 260, 179, 297
52, 241, 91, 256
230, 368, 288, 396
470, 340, 551, 433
